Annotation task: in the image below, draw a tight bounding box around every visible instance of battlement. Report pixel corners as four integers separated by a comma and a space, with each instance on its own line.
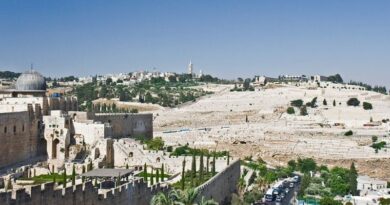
0, 178, 169, 205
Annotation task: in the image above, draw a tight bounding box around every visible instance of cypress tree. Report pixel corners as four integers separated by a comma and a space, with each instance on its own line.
5, 178, 12, 191
116, 173, 121, 187
212, 152, 216, 175
126, 163, 129, 169
349, 162, 358, 195
94, 178, 97, 187
333, 100, 336, 107
82, 165, 86, 182
150, 169, 154, 185
227, 151, 230, 165
63, 169, 67, 188
143, 163, 147, 181
206, 154, 210, 174
156, 169, 160, 183
53, 173, 56, 184
199, 152, 204, 183
191, 154, 196, 187
72, 164, 76, 186
181, 159, 186, 190
161, 164, 165, 182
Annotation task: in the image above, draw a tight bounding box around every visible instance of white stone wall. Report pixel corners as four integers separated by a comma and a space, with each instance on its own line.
73, 122, 106, 145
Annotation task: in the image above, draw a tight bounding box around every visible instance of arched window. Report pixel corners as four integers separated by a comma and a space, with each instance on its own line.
13, 126, 16, 134
22, 124, 25, 132
4, 126, 7, 133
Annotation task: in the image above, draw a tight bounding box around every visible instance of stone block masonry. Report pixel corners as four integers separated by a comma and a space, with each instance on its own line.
196, 160, 241, 205
0, 178, 168, 205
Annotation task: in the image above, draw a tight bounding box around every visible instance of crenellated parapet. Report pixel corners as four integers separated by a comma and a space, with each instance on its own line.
0, 178, 169, 205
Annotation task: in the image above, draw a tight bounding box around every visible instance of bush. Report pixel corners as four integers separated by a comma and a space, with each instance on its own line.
300, 105, 308, 116
344, 130, 353, 136
363, 102, 373, 110
287, 107, 295, 114
323, 99, 327, 106
291, 99, 303, 107
347, 98, 360, 106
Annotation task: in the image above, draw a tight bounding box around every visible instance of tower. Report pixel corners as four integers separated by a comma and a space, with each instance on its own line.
187, 60, 193, 75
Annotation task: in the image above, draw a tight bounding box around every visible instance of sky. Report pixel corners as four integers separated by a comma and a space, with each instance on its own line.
0, 0, 389, 88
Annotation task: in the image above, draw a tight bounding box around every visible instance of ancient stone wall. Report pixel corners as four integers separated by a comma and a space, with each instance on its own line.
196, 160, 241, 205
92, 113, 153, 139
0, 109, 42, 169
0, 179, 168, 205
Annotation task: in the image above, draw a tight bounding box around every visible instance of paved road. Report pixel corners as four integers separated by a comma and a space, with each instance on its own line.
258, 180, 301, 205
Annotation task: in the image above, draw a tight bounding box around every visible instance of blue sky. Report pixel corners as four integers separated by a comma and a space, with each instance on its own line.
0, 0, 389, 88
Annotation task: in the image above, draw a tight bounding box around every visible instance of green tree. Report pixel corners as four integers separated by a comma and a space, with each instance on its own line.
82, 165, 85, 182
71, 164, 76, 186
323, 99, 327, 106
63, 169, 67, 188
298, 174, 311, 198
287, 107, 295, 114
161, 164, 165, 182
349, 162, 358, 195
300, 105, 308, 116
347, 98, 360, 106
191, 154, 196, 187
143, 163, 147, 181
212, 153, 216, 175
199, 153, 204, 183
291, 99, 303, 107
181, 159, 186, 190
363, 102, 373, 110
150, 169, 154, 185
319, 197, 343, 205
206, 155, 210, 174
156, 169, 160, 183
333, 99, 336, 106
227, 151, 230, 165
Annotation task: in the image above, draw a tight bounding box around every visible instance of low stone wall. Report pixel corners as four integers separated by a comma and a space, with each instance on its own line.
0, 179, 168, 205
196, 160, 241, 205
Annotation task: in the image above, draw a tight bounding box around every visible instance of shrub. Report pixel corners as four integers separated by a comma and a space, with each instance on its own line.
323, 99, 327, 106
300, 105, 308, 116
344, 130, 353, 136
347, 98, 360, 106
287, 107, 295, 114
291, 99, 303, 107
363, 102, 373, 110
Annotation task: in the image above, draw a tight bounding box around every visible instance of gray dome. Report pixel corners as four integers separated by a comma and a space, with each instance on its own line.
15, 70, 47, 91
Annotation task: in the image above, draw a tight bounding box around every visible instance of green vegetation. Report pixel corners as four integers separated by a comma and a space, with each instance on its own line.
20, 173, 71, 185
323, 99, 327, 106
151, 188, 218, 205
363, 102, 373, 110
74, 76, 215, 111
319, 197, 343, 205
344, 130, 353, 136
145, 137, 165, 150
349, 80, 387, 95
291, 99, 304, 107
287, 107, 295, 114
170, 145, 228, 157
0, 71, 20, 79
300, 105, 308, 116
347, 98, 360, 107
327, 74, 343, 83
371, 141, 387, 153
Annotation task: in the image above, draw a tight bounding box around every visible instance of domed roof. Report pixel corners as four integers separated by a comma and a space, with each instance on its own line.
15, 70, 47, 91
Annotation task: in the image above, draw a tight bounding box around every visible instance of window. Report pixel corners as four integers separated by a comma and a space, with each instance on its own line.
13, 126, 16, 134
4, 126, 7, 133
22, 124, 25, 132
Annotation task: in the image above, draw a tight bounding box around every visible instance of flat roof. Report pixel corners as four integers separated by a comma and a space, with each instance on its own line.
80, 168, 134, 178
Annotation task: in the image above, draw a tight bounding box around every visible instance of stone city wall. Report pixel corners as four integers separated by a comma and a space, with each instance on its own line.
92, 113, 153, 139
0, 179, 168, 205
196, 160, 241, 205
0, 109, 42, 169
